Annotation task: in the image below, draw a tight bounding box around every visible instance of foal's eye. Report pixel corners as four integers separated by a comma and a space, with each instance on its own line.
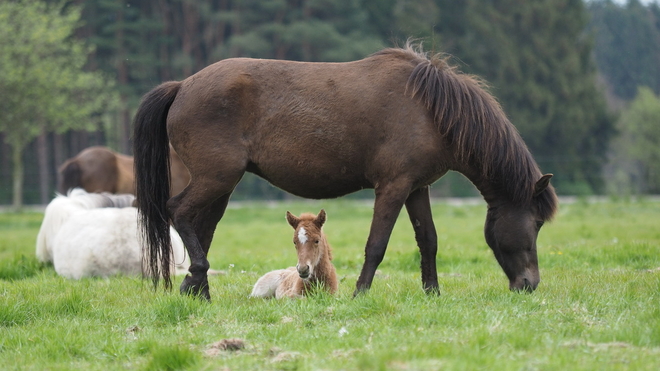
315, 240, 320, 244
536, 221, 544, 229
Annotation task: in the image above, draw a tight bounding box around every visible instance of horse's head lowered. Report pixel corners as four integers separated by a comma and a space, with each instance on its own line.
286, 209, 329, 280
484, 174, 556, 292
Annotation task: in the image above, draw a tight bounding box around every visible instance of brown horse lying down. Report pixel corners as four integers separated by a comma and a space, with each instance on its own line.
58, 146, 190, 197
250, 210, 338, 299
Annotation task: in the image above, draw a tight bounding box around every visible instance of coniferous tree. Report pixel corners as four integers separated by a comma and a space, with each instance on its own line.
433, 0, 614, 194
588, 0, 660, 100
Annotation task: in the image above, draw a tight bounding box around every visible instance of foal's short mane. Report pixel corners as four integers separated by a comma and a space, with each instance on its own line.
372, 44, 557, 221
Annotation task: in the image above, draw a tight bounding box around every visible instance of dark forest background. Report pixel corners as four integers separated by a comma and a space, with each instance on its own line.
2, 0, 660, 205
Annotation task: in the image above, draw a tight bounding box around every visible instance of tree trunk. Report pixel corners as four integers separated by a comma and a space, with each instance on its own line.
11, 142, 25, 211
301, 0, 312, 61
0, 134, 9, 176
274, 1, 287, 59
120, 97, 131, 154
181, 0, 199, 76
229, 2, 242, 57
37, 130, 50, 204
116, 0, 130, 154
158, 0, 172, 81
53, 132, 65, 168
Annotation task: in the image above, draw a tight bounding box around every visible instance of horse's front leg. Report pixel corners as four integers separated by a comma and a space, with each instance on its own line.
354, 181, 411, 296
404, 186, 439, 294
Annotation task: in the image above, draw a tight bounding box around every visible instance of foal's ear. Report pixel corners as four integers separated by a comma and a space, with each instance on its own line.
286, 211, 300, 229
534, 174, 553, 197
315, 209, 327, 228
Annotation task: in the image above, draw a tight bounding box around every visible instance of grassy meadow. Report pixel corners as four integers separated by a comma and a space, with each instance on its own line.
1, 197, 659, 370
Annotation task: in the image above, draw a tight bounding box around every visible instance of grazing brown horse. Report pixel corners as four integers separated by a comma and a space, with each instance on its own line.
134, 43, 558, 300
58, 146, 190, 197
250, 210, 338, 299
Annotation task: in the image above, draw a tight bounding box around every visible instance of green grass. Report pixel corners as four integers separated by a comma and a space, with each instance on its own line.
1, 198, 659, 370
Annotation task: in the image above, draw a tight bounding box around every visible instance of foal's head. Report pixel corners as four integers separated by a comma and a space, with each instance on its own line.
286, 209, 330, 280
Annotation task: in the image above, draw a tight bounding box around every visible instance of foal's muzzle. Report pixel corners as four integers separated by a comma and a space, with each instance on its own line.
297, 264, 310, 279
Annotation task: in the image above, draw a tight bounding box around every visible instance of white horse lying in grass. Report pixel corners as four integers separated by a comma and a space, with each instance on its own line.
251, 209, 338, 299
36, 188, 190, 279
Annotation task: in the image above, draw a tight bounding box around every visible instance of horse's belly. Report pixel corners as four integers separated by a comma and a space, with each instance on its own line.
249, 164, 370, 199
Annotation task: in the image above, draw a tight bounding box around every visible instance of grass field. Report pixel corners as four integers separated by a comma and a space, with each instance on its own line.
1, 198, 659, 370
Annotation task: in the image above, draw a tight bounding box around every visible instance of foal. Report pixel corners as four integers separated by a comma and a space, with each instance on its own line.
250, 209, 338, 299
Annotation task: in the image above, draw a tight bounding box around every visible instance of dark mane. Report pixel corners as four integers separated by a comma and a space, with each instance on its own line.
373, 44, 557, 221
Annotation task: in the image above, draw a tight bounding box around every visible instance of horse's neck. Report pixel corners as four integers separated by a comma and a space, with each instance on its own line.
302, 244, 336, 290
313, 251, 336, 283
295, 236, 337, 295
455, 166, 508, 208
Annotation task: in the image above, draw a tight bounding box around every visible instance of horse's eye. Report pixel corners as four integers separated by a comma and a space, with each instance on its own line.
315, 240, 320, 244
536, 221, 544, 229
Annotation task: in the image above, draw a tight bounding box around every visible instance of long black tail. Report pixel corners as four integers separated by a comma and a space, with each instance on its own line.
133, 81, 182, 290
57, 160, 82, 194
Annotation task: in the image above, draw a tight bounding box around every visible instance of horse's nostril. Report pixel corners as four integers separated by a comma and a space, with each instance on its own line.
522, 277, 537, 292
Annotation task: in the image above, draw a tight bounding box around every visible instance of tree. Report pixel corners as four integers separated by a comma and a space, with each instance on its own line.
0, 0, 115, 210
222, 0, 384, 62
607, 87, 660, 194
588, 0, 660, 100
432, 0, 614, 194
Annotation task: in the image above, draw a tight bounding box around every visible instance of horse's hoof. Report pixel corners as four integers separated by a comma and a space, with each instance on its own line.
180, 275, 211, 301
424, 285, 441, 296
352, 286, 370, 297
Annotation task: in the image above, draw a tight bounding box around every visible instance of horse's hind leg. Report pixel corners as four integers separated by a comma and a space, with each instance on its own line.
404, 186, 439, 294
167, 179, 236, 301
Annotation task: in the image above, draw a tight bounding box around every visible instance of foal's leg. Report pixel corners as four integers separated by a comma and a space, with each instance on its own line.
354, 181, 411, 296
404, 186, 439, 294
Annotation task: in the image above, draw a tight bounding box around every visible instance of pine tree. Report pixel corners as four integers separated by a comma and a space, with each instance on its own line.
588, 0, 660, 100
433, 0, 614, 193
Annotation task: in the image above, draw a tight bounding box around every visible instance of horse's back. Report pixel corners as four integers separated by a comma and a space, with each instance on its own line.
52, 207, 142, 279
250, 268, 297, 298
36, 192, 90, 263
275, 268, 304, 299
57, 159, 82, 194
59, 146, 120, 194
167, 53, 441, 199
114, 152, 136, 194
51, 206, 189, 279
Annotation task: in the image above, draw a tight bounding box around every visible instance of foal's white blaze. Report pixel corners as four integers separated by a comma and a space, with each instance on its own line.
298, 227, 308, 244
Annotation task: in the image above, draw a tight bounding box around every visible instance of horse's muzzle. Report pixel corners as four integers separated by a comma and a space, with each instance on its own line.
297, 264, 310, 279
509, 270, 540, 292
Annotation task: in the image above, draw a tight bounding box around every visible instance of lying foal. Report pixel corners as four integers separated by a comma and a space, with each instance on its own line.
251, 209, 338, 298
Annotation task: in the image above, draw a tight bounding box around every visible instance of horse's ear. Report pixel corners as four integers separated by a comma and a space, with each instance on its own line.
286, 211, 300, 229
534, 174, 553, 197
315, 209, 326, 228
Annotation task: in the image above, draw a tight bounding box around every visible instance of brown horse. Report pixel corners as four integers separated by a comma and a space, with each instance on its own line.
250, 210, 338, 299
58, 146, 190, 197
133, 43, 558, 300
